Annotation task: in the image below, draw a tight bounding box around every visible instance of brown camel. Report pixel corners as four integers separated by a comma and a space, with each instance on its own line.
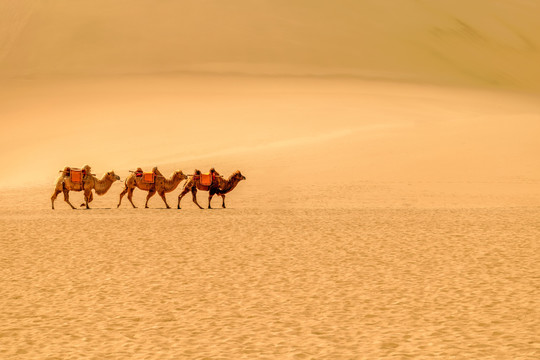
117, 167, 187, 209
177, 169, 246, 209
51, 165, 121, 209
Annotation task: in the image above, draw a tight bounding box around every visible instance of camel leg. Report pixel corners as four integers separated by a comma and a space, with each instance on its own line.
191, 187, 203, 209
221, 194, 226, 208
177, 187, 190, 209
118, 186, 128, 208
81, 192, 88, 209
63, 189, 76, 210
208, 191, 214, 209
51, 189, 61, 210
82, 190, 92, 209
127, 188, 137, 208
158, 191, 171, 209
81, 190, 93, 209
145, 189, 156, 208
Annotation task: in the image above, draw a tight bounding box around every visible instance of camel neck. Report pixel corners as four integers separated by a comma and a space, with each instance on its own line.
218, 178, 240, 194
94, 175, 114, 195
163, 174, 183, 192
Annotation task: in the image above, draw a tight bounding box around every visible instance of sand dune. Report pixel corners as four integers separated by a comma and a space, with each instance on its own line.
1, 1, 540, 91
1, 75, 539, 207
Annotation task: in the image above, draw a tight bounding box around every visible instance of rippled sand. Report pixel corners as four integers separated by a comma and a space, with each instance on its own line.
0, 185, 538, 359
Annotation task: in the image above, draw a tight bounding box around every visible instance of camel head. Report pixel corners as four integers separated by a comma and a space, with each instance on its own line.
105, 171, 121, 182
173, 170, 187, 181
231, 170, 246, 181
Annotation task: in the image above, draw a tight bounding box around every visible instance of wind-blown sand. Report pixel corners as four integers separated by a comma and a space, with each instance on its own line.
1, 1, 539, 359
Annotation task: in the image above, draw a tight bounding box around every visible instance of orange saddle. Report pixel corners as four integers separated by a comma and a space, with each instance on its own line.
70, 169, 83, 183
142, 172, 155, 184
200, 173, 213, 186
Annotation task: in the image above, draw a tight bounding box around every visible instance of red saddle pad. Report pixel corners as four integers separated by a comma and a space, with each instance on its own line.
200, 174, 212, 186
143, 172, 155, 183
70, 170, 83, 183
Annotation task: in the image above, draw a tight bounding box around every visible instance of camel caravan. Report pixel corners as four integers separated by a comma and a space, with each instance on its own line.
51, 165, 246, 210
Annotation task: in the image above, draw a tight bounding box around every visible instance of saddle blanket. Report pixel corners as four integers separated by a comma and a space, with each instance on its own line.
200, 173, 213, 186
142, 172, 155, 184
70, 169, 83, 183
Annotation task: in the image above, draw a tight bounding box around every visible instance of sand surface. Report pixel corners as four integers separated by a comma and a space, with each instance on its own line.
1, 188, 539, 359
1, 1, 540, 359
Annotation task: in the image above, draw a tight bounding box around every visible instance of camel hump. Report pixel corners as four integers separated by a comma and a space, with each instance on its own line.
136, 167, 143, 172
194, 169, 201, 175
152, 167, 163, 176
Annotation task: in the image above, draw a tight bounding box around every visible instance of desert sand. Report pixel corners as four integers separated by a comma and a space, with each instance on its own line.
1, 1, 539, 359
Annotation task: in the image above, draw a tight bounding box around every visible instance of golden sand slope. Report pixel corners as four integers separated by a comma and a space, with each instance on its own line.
1, 76, 539, 209
1, 1, 540, 91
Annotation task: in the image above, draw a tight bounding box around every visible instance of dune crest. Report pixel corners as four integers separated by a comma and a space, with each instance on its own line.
1, 1, 540, 91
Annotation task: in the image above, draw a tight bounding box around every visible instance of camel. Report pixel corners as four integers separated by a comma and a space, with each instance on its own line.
51, 165, 121, 209
117, 167, 187, 209
177, 169, 246, 209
